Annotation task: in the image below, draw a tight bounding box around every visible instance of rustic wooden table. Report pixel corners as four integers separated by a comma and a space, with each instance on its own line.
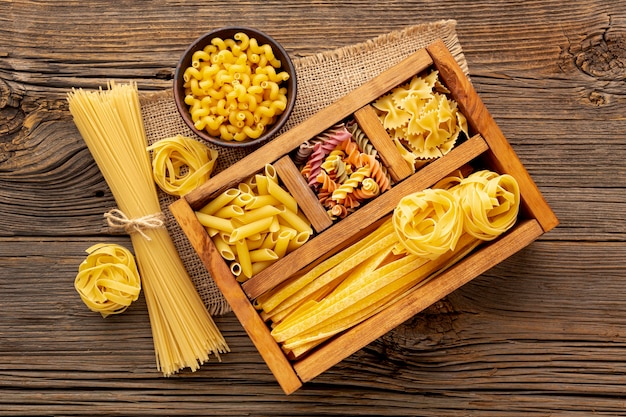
2, 1, 625, 415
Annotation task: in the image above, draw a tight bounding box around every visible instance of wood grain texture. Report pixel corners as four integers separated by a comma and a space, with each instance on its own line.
354, 105, 414, 182
273, 155, 333, 233
1, 0, 625, 415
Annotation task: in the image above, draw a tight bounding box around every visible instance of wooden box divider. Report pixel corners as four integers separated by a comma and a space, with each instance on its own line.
353, 105, 414, 182
272, 156, 333, 233
169, 38, 558, 395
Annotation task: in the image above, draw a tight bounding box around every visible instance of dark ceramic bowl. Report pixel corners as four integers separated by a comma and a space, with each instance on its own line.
174, 26, 297, 148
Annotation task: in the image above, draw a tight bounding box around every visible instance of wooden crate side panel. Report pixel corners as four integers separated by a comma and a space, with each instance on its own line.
293, 218, 544, 382
426, 40, 558, 233
169, 198, 303, 395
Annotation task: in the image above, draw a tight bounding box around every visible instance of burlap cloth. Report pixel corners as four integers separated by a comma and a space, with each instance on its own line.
140, 19, 469, 316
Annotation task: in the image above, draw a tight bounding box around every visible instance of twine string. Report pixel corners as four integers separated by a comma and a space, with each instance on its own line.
104, 208, 165, 240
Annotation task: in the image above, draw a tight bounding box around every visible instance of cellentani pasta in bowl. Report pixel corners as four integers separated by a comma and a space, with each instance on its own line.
174, 26, 297, 148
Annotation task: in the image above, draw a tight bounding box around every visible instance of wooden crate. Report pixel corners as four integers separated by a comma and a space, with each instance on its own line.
170, 39, 559, 395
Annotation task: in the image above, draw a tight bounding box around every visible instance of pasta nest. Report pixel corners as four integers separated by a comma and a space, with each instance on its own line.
392, 188, 463, 259
74, 243, 141, 317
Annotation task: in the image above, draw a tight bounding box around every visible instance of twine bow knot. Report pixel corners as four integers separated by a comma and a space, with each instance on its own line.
104, 208, 165, 241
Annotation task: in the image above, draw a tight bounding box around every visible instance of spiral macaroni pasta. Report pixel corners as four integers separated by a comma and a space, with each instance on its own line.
299, 120, 392, 219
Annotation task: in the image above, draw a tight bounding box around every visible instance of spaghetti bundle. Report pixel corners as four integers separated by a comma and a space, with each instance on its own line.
67, 81, 229, 376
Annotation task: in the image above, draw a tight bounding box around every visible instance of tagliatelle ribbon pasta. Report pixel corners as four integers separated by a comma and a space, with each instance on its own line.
435, 170, 521, 241
74, 243, 141, 318
257, 170, 521, 358
392, 188, 464, 259
148, 135, 218, 197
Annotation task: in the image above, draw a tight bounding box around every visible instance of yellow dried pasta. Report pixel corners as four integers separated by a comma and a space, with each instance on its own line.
68, 82, 229, 376
372, 70, 468, 166
182, 33, 290, 142
257, 170, 521, 357
148, 135, 218, 197
196, 163, 312, 281
436, 170, 520, 241
392, 188, 463, 259
74, 243, 141, 318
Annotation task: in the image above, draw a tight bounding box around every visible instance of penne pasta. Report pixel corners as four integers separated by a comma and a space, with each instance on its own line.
276, 206, 313, 235
195, 163, 313, 282
267, 179, 298, 214
213, 204, 245, 219
249, 248, 279, 263
229, 217, 274, 243
198, 188, 240, 215
213, 233, 236, 261
196, 211, 235, 233
235, 239, 253, 279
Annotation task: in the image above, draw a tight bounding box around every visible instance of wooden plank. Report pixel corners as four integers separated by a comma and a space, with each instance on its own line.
183, 48, 434, 210
241, 133, 489, 300
294, 218, 544, 382
353, 104, 414, 182
169, 198, 303, 395
426, 39, 559, 233
273, 155, 333, 233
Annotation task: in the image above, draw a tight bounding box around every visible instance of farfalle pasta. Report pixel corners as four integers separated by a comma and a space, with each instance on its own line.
372, 70, 468, 168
